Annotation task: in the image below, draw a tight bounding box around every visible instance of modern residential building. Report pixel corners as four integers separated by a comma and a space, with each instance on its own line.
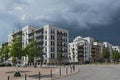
103, 42, 112, 54
83, 37, 94, 61
8, 25, 69, 64
8, 30, 22, 45
68, 36, 94, 63
91, 42, 104, 62
103, 42, 113, 62
7, 25, 120, 64
103, 42, 113, 54
22, 25, 38, 48
112, 46, 120, 52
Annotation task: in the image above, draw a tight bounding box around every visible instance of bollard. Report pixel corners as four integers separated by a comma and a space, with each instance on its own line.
74, 66, 76, 70
50, 70, 52, 80
8, 76, 9, 80
66, 67, 68, 75
59, 68, 61, 76
25, 74, 27, 80
39, 72, 41, 80
70, 66, 72, 73
73, 65, 75, 71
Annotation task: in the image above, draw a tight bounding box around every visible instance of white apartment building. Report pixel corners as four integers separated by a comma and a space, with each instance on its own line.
83, 37, 94, 61
112, 46, 120, 52
68, 36, 94, 63
8, 25, 69, 64
22, 25, 38, 48
103, 42, 113, 55
103, 42, 113, 62
8, 30, 22, 45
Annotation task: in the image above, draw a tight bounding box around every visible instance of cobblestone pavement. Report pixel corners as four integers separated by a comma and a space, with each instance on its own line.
58, 64, 120, 80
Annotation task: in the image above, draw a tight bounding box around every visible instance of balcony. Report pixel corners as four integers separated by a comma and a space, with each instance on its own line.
35, 33, 43, 37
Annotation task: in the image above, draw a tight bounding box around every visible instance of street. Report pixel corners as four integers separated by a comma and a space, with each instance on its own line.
59, 64, 120, 80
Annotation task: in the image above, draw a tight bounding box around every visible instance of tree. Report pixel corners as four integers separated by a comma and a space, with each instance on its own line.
111, 50, 120, 63
23, 40, 43, 63
2, 45, 9, 60
101, 48, 110, 62
0, 43, 10, 63
9, 36, 23, 64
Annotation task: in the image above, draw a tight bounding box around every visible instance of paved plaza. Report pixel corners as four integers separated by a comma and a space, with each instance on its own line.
59, 64, 120, 80
0, 66, 57, 80
2, 64, 120, 80
0, 65, 78, 80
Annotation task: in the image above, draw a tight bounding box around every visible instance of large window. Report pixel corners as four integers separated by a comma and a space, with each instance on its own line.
51, 35, 55, 40
45, 47, 47, 52
51, 41, 55, 46
51, 47, 55, 52
45, 31, 47, 34
45, 35, 47, 40
51, 29, 55, 34
51, 53, 55, 58
45, 41, 47, 46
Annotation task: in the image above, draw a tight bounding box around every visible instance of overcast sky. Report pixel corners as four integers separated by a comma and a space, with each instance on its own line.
0, 0, 120, 45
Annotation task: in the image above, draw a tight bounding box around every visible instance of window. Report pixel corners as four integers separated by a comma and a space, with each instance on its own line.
51, 29, 55, 34
51, 35, 55, 40
45, 47, 47, 52
45, 35, 47, 40
45, 31, 47, 34
53, 53, 55, 58
51, 35, 52, 39
51, 41, 55, 46
51, 47, 55, 52
45, 41, 47, 46
51, 53, 55, 58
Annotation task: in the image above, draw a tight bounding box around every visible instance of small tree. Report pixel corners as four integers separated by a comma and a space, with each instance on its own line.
9, 36, 23, 64
112, 50, 120, 63
2, 45, 10, 61
0, 43, 10, 63
101, 48, 110, 62
23, 40, 43, 64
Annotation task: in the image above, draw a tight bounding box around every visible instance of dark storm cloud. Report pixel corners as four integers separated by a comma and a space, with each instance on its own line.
0, 0, 120, 45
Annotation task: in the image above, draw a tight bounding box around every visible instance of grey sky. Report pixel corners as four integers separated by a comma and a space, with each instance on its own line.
0, 0, 120, 45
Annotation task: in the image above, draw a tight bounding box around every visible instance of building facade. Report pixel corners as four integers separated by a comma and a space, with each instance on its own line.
8, 30, 22, 45
8, 25, 69, 64
91, 42, 103, 62
68, 36, 94, 63
112, 46, 120, 52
